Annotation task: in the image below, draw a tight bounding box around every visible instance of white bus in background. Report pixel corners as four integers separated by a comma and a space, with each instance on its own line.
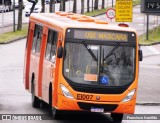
0, 0, 13, 12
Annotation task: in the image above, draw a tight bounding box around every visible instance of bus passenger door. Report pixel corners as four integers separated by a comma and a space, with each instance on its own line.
29, 24, 43, 97
42, 29, 58, 104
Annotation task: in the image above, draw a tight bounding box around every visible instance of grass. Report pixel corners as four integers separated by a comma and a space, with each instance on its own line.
84, 8, 107, 16
133, 0, 141, 5
138, 26, 160, 45
0, 24, 28, 43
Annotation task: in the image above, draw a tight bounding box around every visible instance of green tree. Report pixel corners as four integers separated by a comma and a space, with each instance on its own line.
87, 0, 90, 12
73, 0, 77, 13
102, 0, 105, 9
41, 0, 45, 12
60, 0, 65, 11
17, 0, 23, 31
94, 0, 99, 10
49, 0, 55, 12
81, 0, 84, 14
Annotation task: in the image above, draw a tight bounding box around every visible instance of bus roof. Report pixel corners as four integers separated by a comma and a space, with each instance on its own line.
30, 12, 136, 33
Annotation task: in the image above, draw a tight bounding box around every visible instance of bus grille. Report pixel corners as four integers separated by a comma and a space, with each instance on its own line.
71, 85, 128, 94
77, 102, 118, 112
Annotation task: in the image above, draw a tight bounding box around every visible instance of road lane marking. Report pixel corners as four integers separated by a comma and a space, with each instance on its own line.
146, 46, 160, 54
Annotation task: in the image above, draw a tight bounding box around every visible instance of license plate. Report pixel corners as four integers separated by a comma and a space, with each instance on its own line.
91, 107, 104, 112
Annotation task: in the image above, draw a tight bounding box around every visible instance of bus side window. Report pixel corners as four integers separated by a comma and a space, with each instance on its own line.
45, 29, 58, 62
32, 24, 43, 54
32, 25, 38, 53
35, 25, 43, 54
50, 31, 58, 63
26, 22, 31, 48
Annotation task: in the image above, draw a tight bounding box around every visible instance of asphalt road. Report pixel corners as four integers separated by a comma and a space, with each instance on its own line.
137, 55, 160, 103
0, 39, 160, 123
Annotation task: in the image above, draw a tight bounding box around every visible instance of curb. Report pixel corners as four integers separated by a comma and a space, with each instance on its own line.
139, 42, 160, 46
0, 36, 27, 44
92, 12, 106, 17
136, 102, 160, 106
0, 22, 28, 28
143, 54, 160, 58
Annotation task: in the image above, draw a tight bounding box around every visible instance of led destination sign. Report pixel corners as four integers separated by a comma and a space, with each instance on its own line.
74, 30, 128, 42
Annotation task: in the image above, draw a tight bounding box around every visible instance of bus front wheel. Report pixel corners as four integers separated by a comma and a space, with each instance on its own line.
111, 113, 123, 123
31, 81, 40, 108
49, 83, 60, 119
52, 107, 60, 119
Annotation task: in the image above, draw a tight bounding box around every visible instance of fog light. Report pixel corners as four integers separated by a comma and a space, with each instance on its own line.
60, 84, 74, 99
122, 89, 136, 102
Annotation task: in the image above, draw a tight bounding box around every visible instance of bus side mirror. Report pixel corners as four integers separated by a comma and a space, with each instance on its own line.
139, 49, 143, 61
57, 47, 63, 58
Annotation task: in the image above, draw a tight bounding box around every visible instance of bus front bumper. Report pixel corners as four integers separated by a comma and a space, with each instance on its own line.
56, 94, 136, 114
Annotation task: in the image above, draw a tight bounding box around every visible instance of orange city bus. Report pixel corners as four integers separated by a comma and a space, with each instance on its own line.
24, 12, 143, 122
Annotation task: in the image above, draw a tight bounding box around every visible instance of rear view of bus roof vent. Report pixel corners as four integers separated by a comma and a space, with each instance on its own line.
55, 11, 108, 24
55, 11, 74, 16
77, 18, 95, 22
94, 20, 108, 24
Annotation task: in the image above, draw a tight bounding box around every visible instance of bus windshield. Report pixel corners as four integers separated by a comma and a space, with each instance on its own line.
63, 41, 135, 87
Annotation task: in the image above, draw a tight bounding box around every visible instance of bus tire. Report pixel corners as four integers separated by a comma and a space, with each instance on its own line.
49, 83, 52, 108
111, 113, 123, 123
52, 107, 60, 119
49, 83, 59, 119
31, 77, 40, 108
40, 100, 48, 108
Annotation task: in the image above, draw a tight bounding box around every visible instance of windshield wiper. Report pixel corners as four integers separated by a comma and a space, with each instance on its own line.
104, 43, 120, 61
82, 41, 97, 61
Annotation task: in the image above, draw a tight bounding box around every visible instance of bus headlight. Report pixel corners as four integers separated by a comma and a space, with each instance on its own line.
122, 89, 136, 102
60, 84, 74, 99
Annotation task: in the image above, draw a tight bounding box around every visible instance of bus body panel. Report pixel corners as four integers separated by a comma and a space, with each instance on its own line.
36, 26, 50, 98
24, 12, 140, 115
56, 73, 138, 114
37, 32, 47, 98
29, 54, 40, 97
24, 22, 35, 90
56, 94, 136, 114
42, 59, 54, 103
52, 32, 64, 107
41, 31, 57, 103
